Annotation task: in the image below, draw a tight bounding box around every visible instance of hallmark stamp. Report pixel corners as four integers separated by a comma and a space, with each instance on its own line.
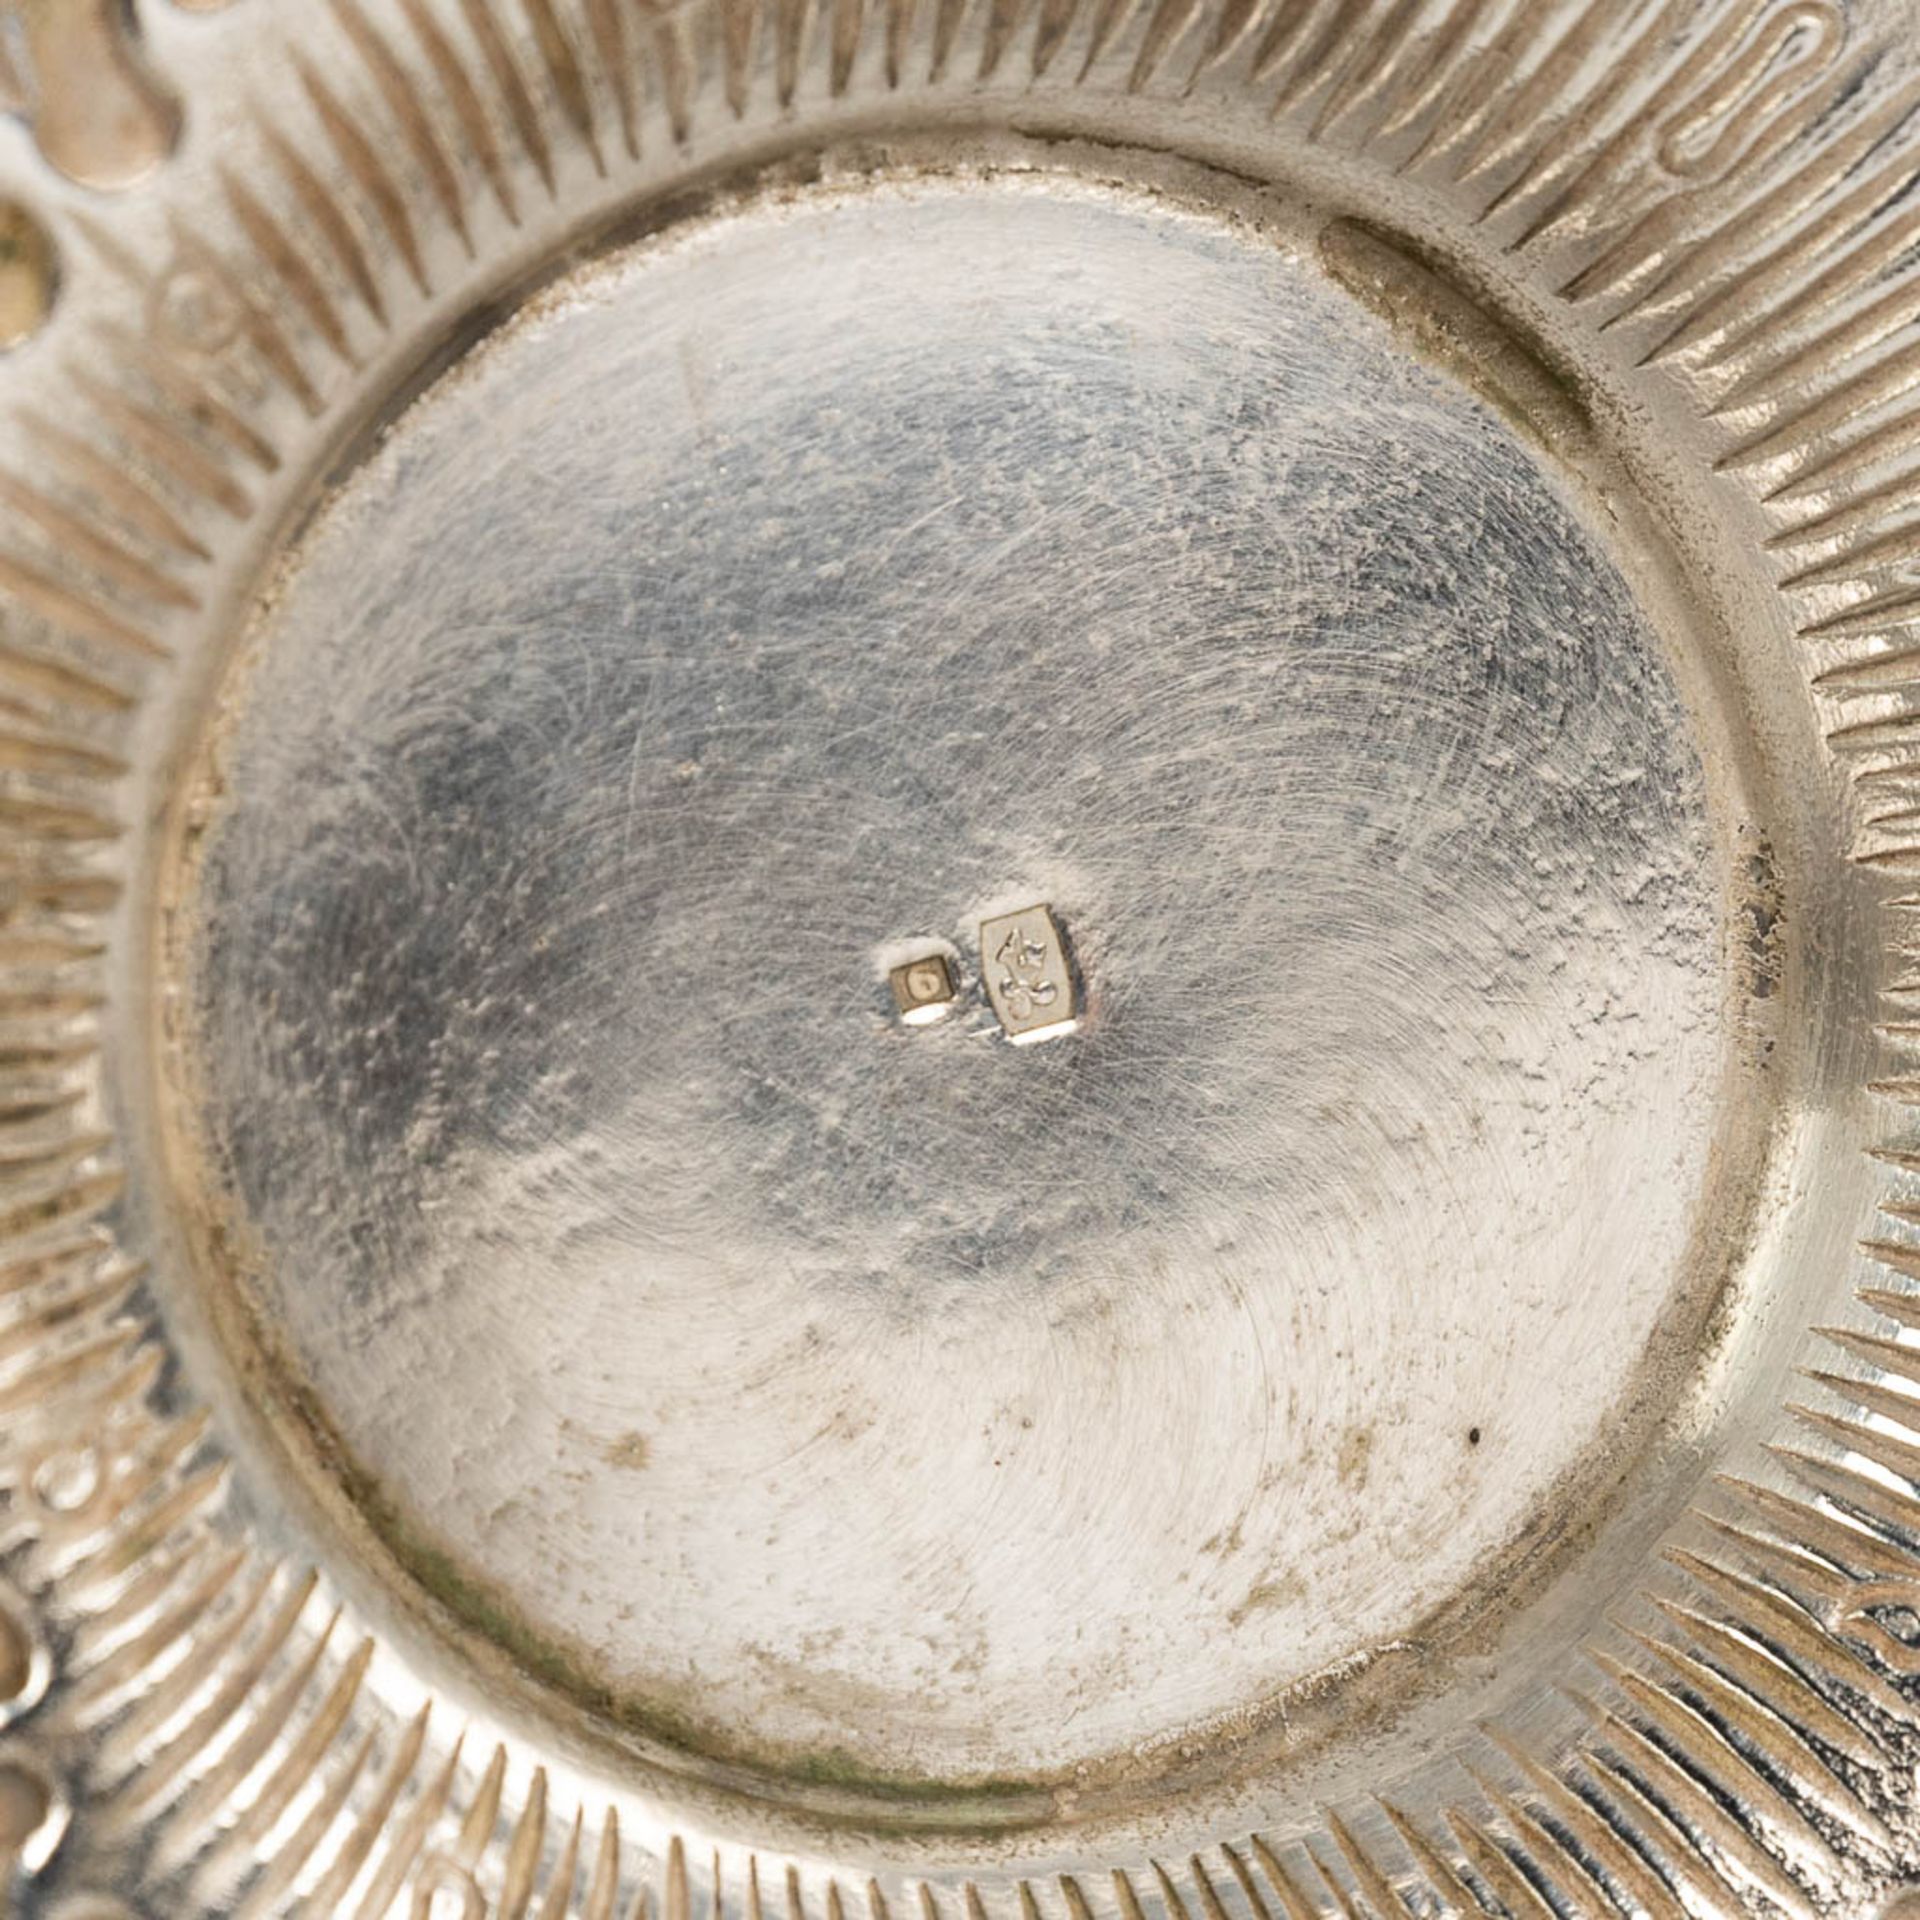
980, 905, 1078, 1044
890, 951, 958, 1023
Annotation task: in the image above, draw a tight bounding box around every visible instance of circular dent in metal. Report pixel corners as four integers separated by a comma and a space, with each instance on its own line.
158, 170, 1793, 1828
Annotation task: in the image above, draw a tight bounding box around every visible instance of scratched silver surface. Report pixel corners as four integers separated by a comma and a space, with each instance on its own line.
4, 0, 1920, 1913
172, 177, 1746, 1797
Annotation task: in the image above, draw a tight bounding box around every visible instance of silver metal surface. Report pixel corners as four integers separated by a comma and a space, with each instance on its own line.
2, 0, 1919, 1914
167, 170, 1745, 1792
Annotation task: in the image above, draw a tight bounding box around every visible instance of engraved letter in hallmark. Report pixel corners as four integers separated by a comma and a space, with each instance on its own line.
980, 905, 1078, 1044
890, 951, 958, 1024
